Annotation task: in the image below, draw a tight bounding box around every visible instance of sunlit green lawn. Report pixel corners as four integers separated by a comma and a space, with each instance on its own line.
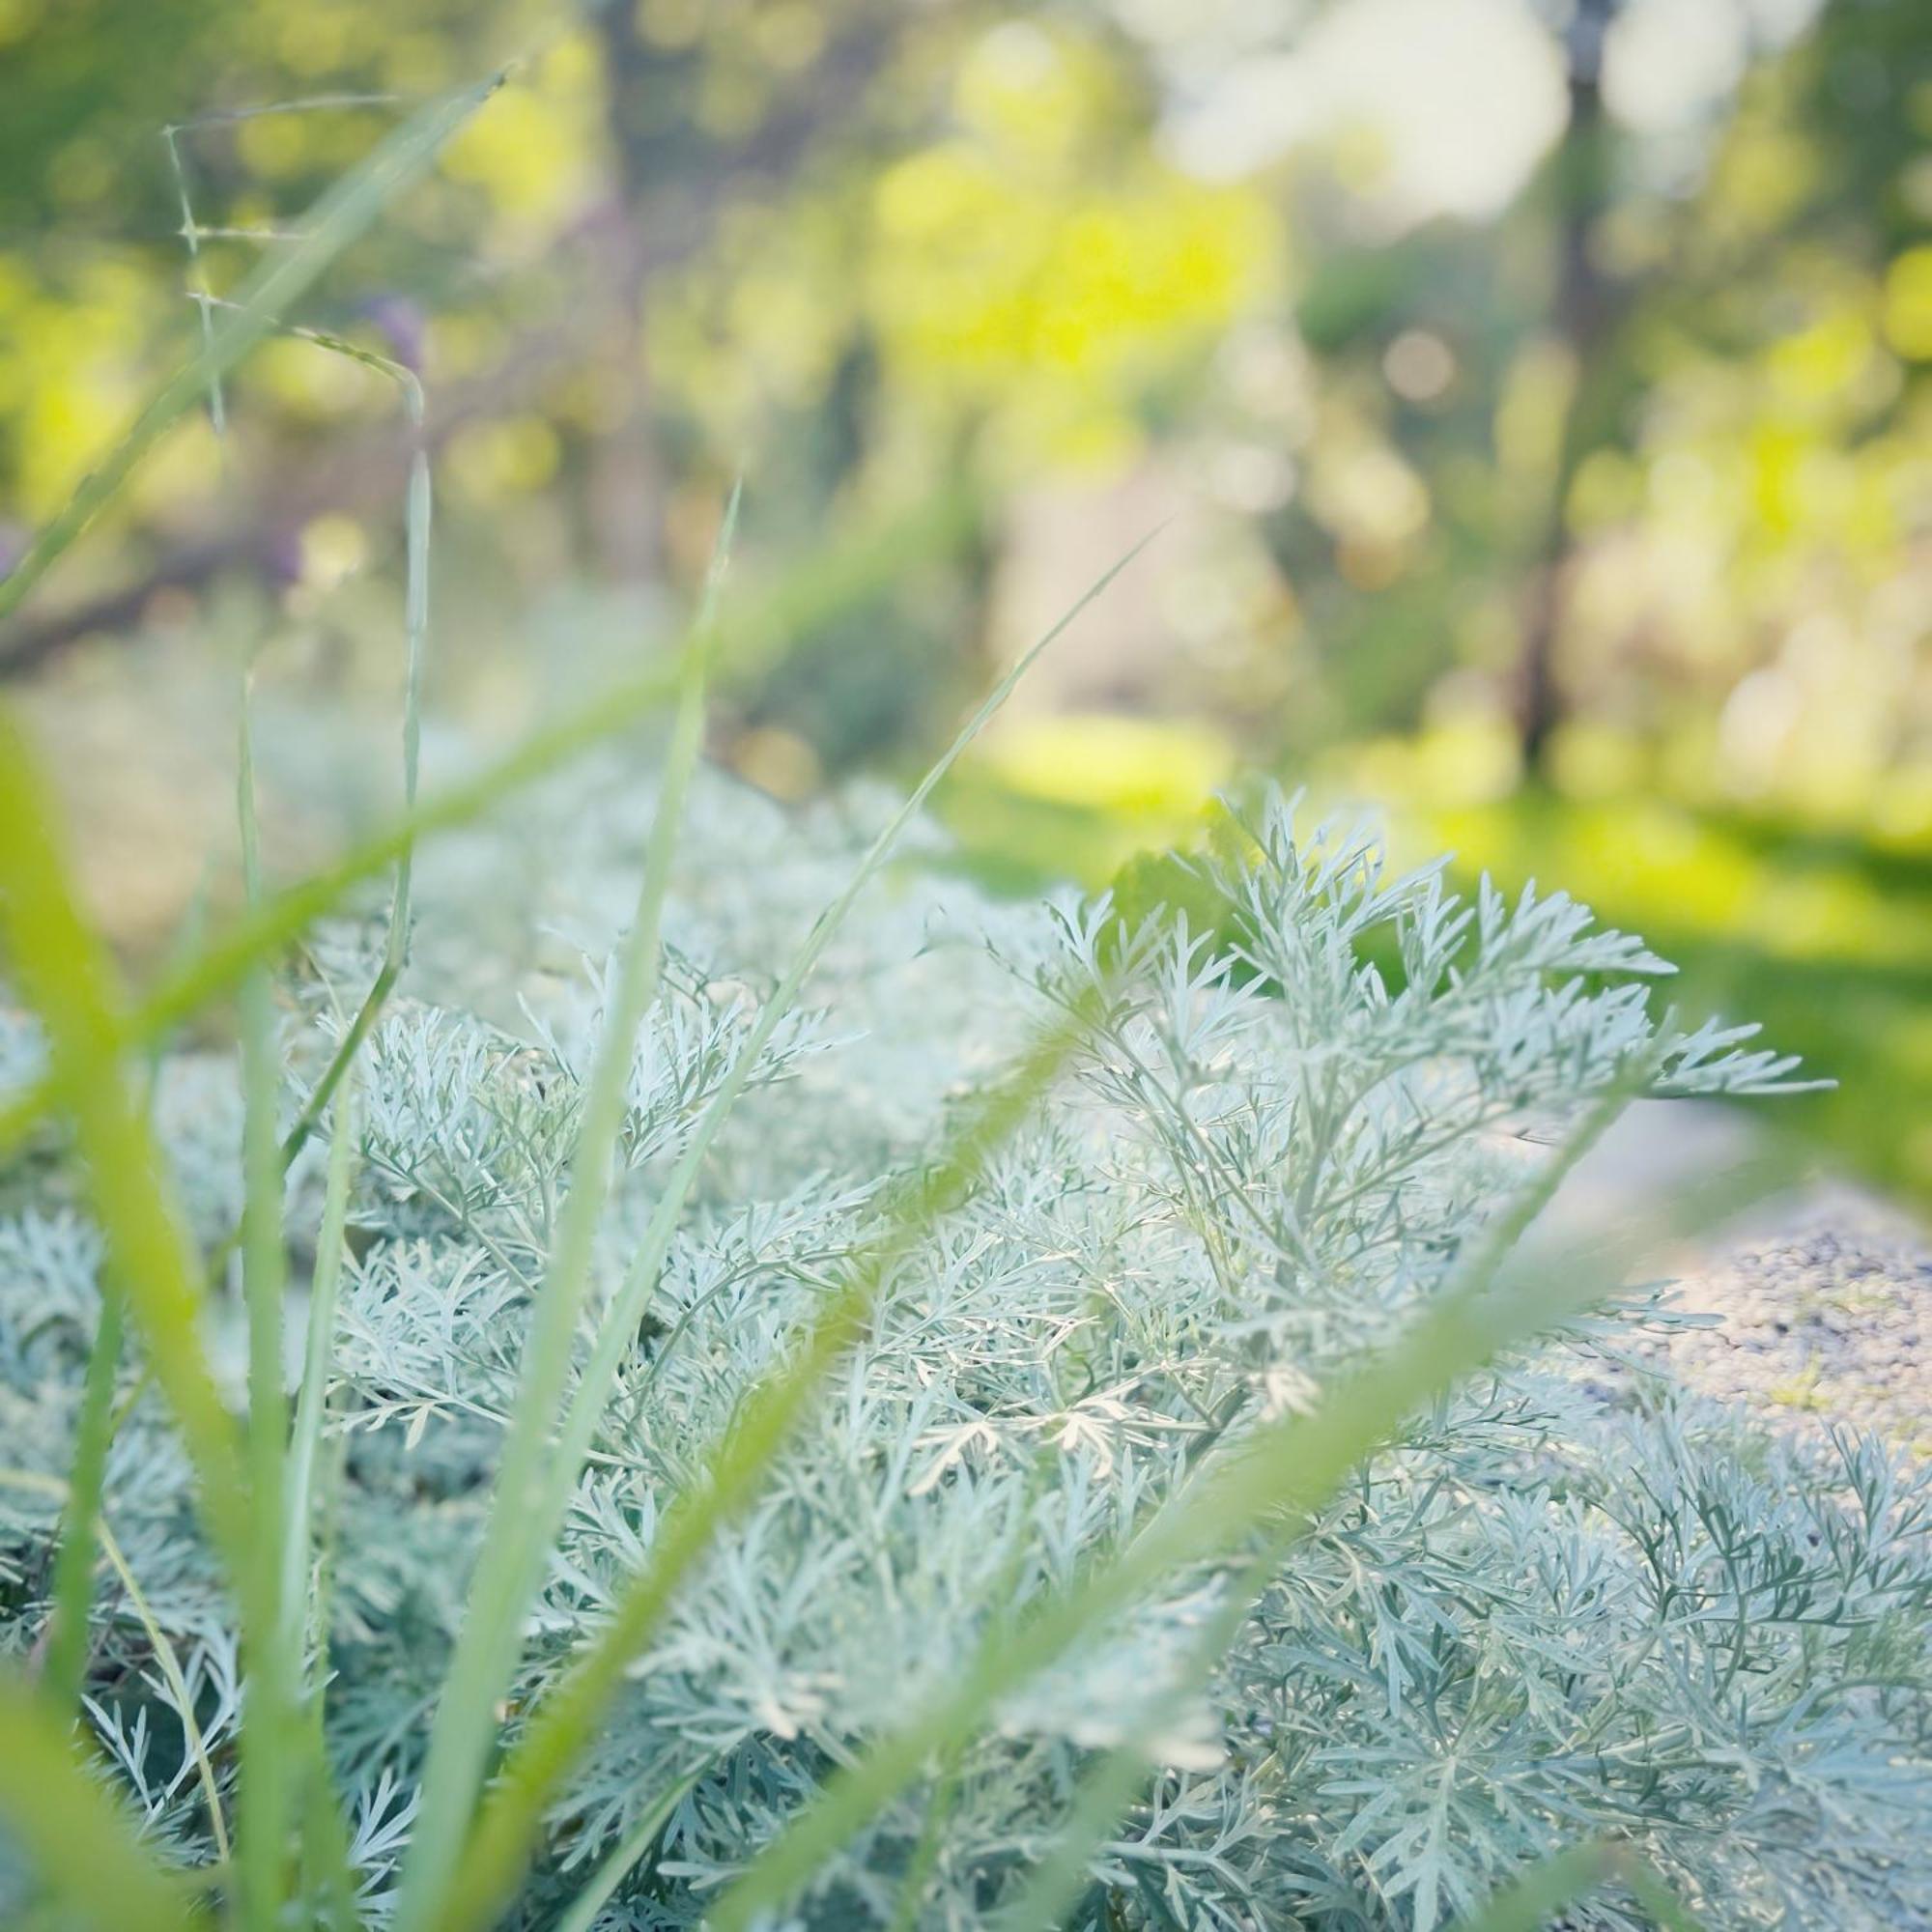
944, 753, 1932, 1215
1427, 792, 1932, 1213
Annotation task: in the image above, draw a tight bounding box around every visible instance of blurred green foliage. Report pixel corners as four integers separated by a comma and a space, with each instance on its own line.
1, 0, 1928, 1203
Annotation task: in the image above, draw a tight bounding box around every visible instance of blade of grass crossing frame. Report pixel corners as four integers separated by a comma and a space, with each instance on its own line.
161, 123, 227, 436
425, 541, 1153, 1932
291, 1112, 366, 1932
414, 537, 1151, 1929
236, 673, 299, 1929
712, 1312, 1523, 1926
0, 72, 499, 626
987, 1541, 1289, 1932
989, 1515, 1306, 1932
3, 1466, 228, 1869
991, 1746, 1148, 1932
432, 999, 1095, 1932
278, 354, 430, 1171
41, 1286, 125, 1714
282, 1079, 357, 1653
42, 849, 215, 1718
542, 527, 1164, 1601
1450, 1839, 1710, 1932
392, 487, 739, 1927
0, 705, 250, 1569
884, 1744, 966, 1932
97, 1520, 233, 1869
191, 343, 427, 1289
552, 1768, 703, 1932
709, 1081, 1784, 1930
890, 1455, 1055, 1932
998, 1517, 1299, 1932
0, 1669, 206, 1932
282, 1086, 366, 1932
0, 486, 978, 1159
712, 1117, 1640, 1928
1450, 1842, 1618, 1932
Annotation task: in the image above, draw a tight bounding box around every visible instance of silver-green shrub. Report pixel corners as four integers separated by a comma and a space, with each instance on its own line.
3, 772, 1927, 1930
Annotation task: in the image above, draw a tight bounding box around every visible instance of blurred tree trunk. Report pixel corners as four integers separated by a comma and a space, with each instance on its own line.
582, 9, 897, 587
1517, 0, 1622, 778
585, 7, 681, 586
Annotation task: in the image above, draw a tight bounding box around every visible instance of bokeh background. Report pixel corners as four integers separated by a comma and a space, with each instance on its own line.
3, 0, 1929, 1202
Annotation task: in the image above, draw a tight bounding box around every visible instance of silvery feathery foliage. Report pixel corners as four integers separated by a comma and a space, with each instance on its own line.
2, 773, 1929, 1931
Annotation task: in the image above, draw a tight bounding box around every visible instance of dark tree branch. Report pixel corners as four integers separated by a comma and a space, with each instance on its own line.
1516, 0, 1626, 776
1, 19, 899, 674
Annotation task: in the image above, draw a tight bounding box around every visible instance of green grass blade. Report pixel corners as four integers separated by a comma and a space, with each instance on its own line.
0, 487, 976, 1159
988, 1745, 1148, 1932
0, 704, 250, 1571
393, 490, 738, 1927
886, 1480, 1050, 1932
275, 1127, 366, 1932
429, 1002, 1095, 1932
161, 124, 227, 436
418, 537, 1149, 1931
552, 1768, 702, 1932
1623, 1861, 1712, 1932
96, 1521, 233, 1869
545, 525, 1161, 1596
281, 1079, 357, 1655
1451, 1839, 1710, 1932
278, 360, 430, 1172
189, 348, 426, 1290
41, 1286, 126, 1715
39, 861, 213, 1714
0, 1666, 207, 1931
1450, 1841, 1618, 1932
884, 1744, 965, 1932
709, 1082, 1781, 1929
992, 1532, 1288, 1932
0, 73, 499, 626
289, 1142, 366, 1932
4, 1467, 231, 1867
235, 680, 298, 1930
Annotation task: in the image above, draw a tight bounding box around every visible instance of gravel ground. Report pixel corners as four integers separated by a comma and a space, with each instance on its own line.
1646, 1189, 1932, 1458
1540, 1103, 1932, 1458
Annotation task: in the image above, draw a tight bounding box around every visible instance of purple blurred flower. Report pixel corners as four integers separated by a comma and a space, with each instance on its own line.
357, 294, 427, 374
